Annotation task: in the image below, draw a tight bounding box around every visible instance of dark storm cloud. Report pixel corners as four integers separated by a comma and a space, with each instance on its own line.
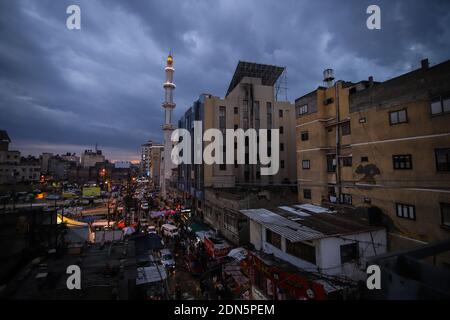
0, 0, 449, 161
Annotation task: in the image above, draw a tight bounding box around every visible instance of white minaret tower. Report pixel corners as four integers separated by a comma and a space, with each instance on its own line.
160, 53, 176, 199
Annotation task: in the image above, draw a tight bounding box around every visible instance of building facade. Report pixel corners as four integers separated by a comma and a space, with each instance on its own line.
295, 59, 450, 250
347, 58, 450, 249
80, 149, 105, 168
0, 130, 40, 184
141, 140, 163, 187
177, 61, 298, 244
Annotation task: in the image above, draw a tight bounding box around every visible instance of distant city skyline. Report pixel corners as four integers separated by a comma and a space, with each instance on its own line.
8, 139, 141, 163
1, 0, 449, 161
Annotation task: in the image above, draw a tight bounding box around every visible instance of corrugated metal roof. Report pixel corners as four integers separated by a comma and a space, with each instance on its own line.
241, 205, 383, 242
241, 208, 324, 242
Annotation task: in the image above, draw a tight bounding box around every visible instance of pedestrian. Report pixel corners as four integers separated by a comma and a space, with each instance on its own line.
199, 280, 205, 295
175, 284, 182, 300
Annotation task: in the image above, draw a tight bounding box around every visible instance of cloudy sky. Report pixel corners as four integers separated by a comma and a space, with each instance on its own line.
1, 0, 449, 162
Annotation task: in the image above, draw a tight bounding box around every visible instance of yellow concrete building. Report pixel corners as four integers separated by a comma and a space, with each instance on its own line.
296, 59, 450, 250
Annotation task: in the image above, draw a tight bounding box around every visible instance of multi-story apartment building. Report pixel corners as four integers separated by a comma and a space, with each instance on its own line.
178, 61, 298, 244
296, 59, 450, 250
80, 148, 105, 168
347, 58, 450, 249
295, 75, 373, 206
0, 130, 40, 184
141, 140, 163, 187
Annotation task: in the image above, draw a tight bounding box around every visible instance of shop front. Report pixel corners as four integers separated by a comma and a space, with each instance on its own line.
247, 251, 328, 300
204, 236, 232, 259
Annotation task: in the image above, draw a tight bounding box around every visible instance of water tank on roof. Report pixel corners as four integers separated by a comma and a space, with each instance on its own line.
323, 69, 335, 88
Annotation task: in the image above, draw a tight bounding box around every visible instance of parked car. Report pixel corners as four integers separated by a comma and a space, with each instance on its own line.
147, 226, 157, 234
161, 224, 179, 238
160, 249, 175, 270
46, 194, 60, 201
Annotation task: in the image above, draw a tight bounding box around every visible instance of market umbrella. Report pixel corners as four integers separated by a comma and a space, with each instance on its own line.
227, 247, 248, 262
151, 211, 163, 218
117, 220, 126, 229
123, 226, 135, 236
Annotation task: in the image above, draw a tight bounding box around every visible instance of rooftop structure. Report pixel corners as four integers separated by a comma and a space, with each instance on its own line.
226, 61, 285, 97
241, 204, 382, 242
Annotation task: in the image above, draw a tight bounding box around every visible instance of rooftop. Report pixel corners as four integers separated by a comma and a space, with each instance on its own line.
0, 130, 11, 143
241, 204, 383, 242
226, 61, 285, 97
5, 241, 138, 300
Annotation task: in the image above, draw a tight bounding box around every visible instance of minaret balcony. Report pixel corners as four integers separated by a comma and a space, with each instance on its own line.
162, 102, 176, 108
162, 124, 176, 130
163, 82, 176, 89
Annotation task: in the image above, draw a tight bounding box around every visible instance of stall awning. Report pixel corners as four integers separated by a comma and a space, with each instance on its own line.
189, 222, 210, 233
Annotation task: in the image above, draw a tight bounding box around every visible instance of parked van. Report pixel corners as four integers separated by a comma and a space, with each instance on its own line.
161, 224, 179, 238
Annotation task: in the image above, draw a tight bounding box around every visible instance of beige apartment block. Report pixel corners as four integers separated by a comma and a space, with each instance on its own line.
295, 59, 450, 250
202, 62, 297, 188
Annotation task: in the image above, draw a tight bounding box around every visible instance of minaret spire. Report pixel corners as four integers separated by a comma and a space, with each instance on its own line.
160, 52, 177, 198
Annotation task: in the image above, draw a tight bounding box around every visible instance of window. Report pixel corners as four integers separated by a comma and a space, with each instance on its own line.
286, 240, 316, 264
266, 229, 281, 249
361, 156, 369, 162
220, 163, 226, 171
324, 98, 334, 105
441, 203, 450, 228
219, 106, 226, 130
280, 160, 285, 169
396, 203, 416, 220
279, 126, 284, 134
302, 160, 310, 170
224, 213, 237, 233
280, 143, 284, 151
431, 96, 450, 115
234, 107, 239, 115
389, 109, 408, 125
267, 102, 272, 129
393, 155, 412, 170
254, 101, 260, 129
343, 157, 352, 167
279, 109, 283, 117
234, 161, 238, 168
302, 160, 311, 170
340, 193, 352, 205
341, 122, 351, 136
296, 104, 308, 117
301, 131, 309, 141
303, 189, 312, 199
327, 155, 336, 173
340, 243, 359, 264
234, 124, 238, 130
436, 148, 450, 172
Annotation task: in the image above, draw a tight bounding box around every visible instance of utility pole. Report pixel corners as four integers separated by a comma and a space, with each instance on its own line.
335, 81, 342, 203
